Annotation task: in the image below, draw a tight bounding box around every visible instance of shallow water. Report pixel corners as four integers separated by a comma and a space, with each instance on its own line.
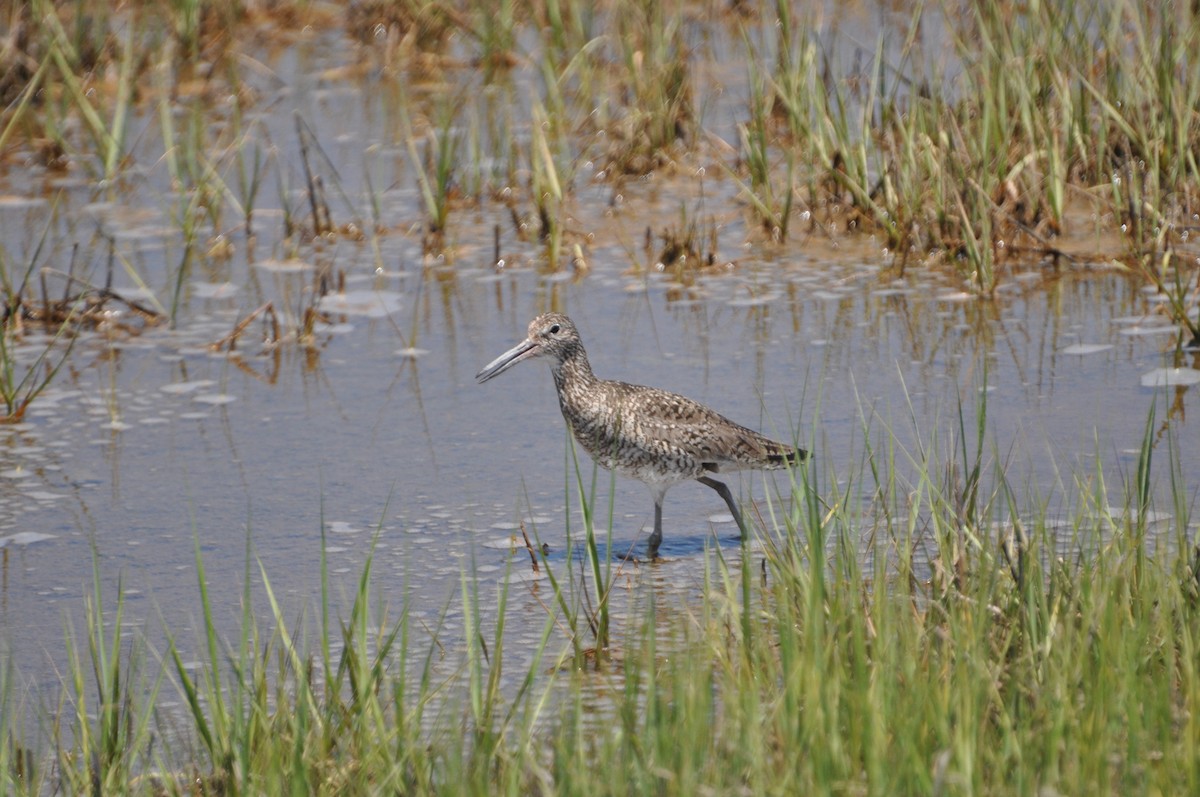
0, 8, 1198, 700
2, 230, 1195, 687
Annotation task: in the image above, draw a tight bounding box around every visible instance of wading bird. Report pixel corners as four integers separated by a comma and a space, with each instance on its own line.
476, 313, 807, 558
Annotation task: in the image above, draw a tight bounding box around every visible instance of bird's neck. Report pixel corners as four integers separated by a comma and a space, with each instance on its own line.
551, 346, 597, 396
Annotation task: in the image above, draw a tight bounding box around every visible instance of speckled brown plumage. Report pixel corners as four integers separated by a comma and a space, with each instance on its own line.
476, 312, 808, 557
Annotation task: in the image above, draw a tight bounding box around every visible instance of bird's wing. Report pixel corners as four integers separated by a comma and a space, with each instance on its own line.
610, 382, 799, 470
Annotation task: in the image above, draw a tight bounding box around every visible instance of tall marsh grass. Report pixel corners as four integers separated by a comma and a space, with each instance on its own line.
3, 393, 1196, 794
3, 0, 1198, 341
749, 1, 1200, 307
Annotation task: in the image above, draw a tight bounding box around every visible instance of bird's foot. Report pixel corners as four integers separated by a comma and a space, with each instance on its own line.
646, 533, 663, 561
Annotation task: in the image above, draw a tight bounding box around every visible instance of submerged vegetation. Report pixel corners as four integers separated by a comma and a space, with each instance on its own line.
1, 394, 1196, 794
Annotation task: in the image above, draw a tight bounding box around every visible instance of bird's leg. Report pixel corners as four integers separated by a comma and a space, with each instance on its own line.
697, 476, 748, 539
647, 500, 663, 559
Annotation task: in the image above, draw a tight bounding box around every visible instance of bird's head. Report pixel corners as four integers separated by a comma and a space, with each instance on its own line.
476, 313, 581, 383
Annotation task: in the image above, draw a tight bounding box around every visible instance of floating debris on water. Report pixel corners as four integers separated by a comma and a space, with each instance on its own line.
255, 258, 313, 273
481, 537, 520, 550
0, 194, 48, 208
22, 491, 65, 502
161, 380, 215, 394
317, 290, 404, 318
810, 290, 849, 301
1120, 325, 1178, 337
192, 282, 239, 299
506, 569, 547, 584
1140, 367, 1200, 387
1061, 343, 1114, 355
936, 291, 974, 302
0, 531, 56, 547
193, 394, 237, 405
728, 292, 780, 307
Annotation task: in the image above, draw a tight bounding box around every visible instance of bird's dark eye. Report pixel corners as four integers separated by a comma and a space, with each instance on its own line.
549, 324, 561, 335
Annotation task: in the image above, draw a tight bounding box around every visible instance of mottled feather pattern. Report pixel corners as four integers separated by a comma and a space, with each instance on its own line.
477, 311, 808, 556
548, 323, 802, 487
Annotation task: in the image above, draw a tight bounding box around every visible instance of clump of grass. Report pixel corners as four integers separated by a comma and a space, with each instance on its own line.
601, 0, 693, 175
59, 578, 162, 793
529, 100, 569, 269
729, 56, 795, 240
650, 205, 720, 274
562, 438, 619, 657
0, 237, 69, 421
537, 0, 597, 72
404, 98, 462, 251
294, 115, 367, 242
345, 0, 462, 55
470, 0, 520, 75
747, 0, 1200, 302
0, 228, 166, 420
0, 665, 39, 793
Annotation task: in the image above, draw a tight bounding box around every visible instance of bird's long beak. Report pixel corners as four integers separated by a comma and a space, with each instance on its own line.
476, 337, 541, 383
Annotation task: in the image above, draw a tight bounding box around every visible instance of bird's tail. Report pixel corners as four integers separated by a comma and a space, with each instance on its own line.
766, 444, 809, 467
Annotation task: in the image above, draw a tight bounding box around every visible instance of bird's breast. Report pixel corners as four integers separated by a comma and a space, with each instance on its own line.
561, 405, 706, 485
